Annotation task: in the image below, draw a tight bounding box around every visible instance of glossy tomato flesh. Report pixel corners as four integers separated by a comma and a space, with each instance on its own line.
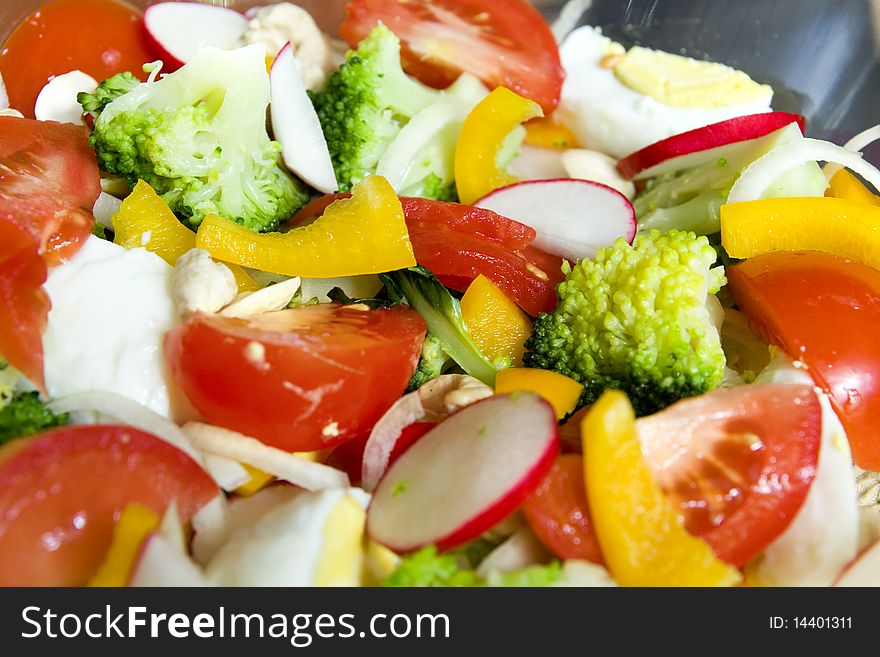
727, 251, 880, 471
0, 425, 218, 586
341, 0, 564, 113
521, 453, 604, 564
0, 0, 152, 117
165, 304, 426, 452
637, 384, 822, 567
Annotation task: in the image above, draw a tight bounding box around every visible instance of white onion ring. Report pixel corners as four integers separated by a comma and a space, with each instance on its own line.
824, 124, 880, 181
728, 138, 880, 203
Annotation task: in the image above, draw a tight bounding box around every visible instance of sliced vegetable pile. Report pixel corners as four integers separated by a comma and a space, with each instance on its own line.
0, 0, 878, 587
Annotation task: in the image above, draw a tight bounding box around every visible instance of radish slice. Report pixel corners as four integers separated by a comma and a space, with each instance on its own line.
474, 179, 636, 261
834, 539, 880, 587
182, 421, 349, 491
825, 124, 880, 180
130, 533, 208, 587
367, 393, 559, 552
728, 138, 880, 203
143, 2, 249, 71
270, 42, 337, 193
617, 112, 805, 180
34, 70, 97, 124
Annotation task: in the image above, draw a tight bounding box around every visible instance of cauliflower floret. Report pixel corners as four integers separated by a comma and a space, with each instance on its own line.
172, 248, 238, 317
241, 2, 336, 91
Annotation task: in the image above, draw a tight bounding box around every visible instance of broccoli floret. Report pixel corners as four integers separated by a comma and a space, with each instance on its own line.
0, 392, 68, 444
406, 333, 452, 392
524, 230, 727, 416
77, 72, 140, 113
85, 46, 308, 232
311, 24, 485, 199
382, 546, 561, 587
382, 267, 497, 386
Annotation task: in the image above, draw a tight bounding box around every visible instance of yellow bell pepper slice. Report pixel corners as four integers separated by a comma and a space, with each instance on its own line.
455, 87, 544, 205
495, 368, 583, 419
196, 175, 417, 278
112, 180, 258, 292
460, 274, 532, 367
88, 503, 159, 587
524, 117, 579, 150
720, 196, 880, 271
234, 463, 276, 497
581, 391, 741, 587
826, 168, 880, 207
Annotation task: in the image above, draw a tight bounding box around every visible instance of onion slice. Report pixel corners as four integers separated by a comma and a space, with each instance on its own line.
825, 124, 880, 181
728, 138, 880, 203
182, 421, 349, 491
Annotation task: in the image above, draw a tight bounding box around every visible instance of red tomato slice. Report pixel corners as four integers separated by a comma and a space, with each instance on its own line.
521, 453, 604, 565
727, 251, 880, 471
0, 116, 101, 264
289, 194, 564, 316
0, 0, 152, 118
0, 223, 49, 391
165, 305, 427, 452
0, 425, 218, 586
637, 384, 822, 567
341, 0, 564, 113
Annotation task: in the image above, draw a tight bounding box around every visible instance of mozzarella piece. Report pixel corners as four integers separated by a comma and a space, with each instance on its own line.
34, 70, 97, 125
751, 356, 859, 586
172, 248, 238, 317
557, 27, 773, 158
43, 236, 186, 421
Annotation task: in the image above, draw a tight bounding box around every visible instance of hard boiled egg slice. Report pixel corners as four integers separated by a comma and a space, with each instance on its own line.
557, 27, 773, 158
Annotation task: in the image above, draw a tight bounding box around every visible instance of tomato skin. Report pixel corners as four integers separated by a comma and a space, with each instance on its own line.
637, 384, 822, 567
0, 0, 152, 117
521, 454, 605, 565
165, 305, 426, 452
0, 425, 218, 586
341, 0, 564, 113
727, 251, 880, 471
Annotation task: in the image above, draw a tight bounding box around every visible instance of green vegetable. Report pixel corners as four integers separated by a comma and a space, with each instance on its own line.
381, 267, 497, 386
406, 333, 451, 392
84, 46, 307, 232
524, 230, 727, 416
91, 222, 115, 241
77, 72, 139, 113
634, 125, 828, 235
0, 392, 68, 445
310, 24, 485, 199
383, 546, 561, 587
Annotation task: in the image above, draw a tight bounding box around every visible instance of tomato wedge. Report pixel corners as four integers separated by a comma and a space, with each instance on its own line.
727, 251, 880, 471
290, 194, 564, 316
521, 453, 604, 565
637, 384, 822, 567
341, 0, 565, 113
0, 116, 101, 388
165, 304, 426, 452
0, 425, 218, 586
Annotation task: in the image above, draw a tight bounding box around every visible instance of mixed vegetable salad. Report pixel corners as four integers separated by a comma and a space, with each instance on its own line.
0, 0, 879, 587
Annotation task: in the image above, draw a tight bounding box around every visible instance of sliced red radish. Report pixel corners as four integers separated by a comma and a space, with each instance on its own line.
617, 112, 805, 181
367, 393, 559, 553
728, 138, 880, 203
129, 532, 208, 587
34, 70, 97, 125
474, 179, 636, 261
270, 42, 337, 193
143, 2, 249, 71
834, 539, 880, 587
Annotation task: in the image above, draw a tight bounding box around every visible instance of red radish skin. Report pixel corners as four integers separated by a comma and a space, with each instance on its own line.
617, 112, 806, 180
143, 2, 248, 71
367, 393, 560, 553
833, 539, 880, 587
474, 178, 636, 261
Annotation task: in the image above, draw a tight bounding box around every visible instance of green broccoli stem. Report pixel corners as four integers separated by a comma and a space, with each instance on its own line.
381, 267, 497, 387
